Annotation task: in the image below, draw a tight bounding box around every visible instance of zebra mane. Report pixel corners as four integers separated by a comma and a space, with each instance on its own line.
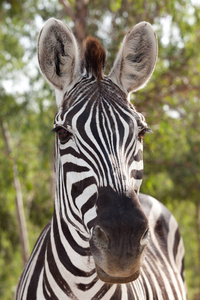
81, 37, 106, 81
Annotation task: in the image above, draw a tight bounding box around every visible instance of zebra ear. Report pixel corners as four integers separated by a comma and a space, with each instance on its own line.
37, 18, 79, 92
109, 22, 158, 95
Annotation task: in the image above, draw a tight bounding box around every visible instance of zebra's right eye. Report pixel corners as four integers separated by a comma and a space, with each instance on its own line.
54, 127, 72, 143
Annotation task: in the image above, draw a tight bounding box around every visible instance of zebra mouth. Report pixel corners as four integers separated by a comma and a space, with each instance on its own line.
95, 264, 140, 284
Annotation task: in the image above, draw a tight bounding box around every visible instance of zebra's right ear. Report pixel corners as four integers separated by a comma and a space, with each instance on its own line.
109, 22, 158, 95
37, 18, 79, 92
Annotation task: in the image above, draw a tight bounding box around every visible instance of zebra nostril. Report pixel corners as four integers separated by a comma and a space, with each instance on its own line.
93, 225, 109, 250
140, 228, 149, 246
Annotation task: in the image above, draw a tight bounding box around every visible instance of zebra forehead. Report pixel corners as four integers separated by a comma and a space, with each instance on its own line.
57, 78, 146, 126
61, 76, 128, 109
56, 92, 146, 133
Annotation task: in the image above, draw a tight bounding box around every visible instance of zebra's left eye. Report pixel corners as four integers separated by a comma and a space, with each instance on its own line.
138, 127, 152, 141
54, 127, 72, 143
138, 129, 147, 141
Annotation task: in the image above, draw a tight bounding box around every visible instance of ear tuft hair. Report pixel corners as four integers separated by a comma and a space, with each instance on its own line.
81, 37, 106, 81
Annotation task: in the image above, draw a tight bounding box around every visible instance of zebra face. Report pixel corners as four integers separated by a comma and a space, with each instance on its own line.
38, 18, 157, 284
54, 77, 149, 283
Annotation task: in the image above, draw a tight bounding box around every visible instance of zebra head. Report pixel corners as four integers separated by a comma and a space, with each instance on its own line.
38, 19, 157, 284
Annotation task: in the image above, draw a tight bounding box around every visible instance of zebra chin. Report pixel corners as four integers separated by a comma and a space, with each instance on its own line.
95, 264, 140, 284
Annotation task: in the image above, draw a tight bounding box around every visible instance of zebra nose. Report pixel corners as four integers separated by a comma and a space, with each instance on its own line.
92, 225, 109, 250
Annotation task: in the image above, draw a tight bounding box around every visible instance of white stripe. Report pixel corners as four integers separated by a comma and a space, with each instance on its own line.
52, 213, 95, 276
36, 268, 44, 298
44, 252, 74, 300
140, 269, 154, 299
20, 229, 48, 299
149, 199, 183, 299
176, 238, 185, 273
144, 256, 164, 299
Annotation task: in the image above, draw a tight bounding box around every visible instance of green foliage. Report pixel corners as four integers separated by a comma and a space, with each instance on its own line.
0, 0, 200, 299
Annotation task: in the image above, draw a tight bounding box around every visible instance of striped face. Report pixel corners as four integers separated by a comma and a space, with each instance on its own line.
54, 77, 149, 283
54, 77, 148, 228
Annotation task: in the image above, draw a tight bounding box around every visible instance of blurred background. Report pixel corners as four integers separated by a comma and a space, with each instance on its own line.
0, 0, 200, 299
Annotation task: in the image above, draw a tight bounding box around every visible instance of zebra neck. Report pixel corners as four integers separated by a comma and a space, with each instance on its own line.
48, 206, 100, 298
52, 194, 95, 264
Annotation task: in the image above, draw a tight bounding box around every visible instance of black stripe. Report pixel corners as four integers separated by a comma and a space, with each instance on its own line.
61, 218, 90, 256
76, 276, 98, 291
134, 149, 143, 162
53, 214, 95, 277
81, 192, 97, 218
173, 228, 181, 260
127, 283, 135, 300
44, 234, 76, 298
71, 176, 97, 209
43, 266, 59, 300
91, 283, 112, 300
60, 178, 83, 228
25, 223, 51, 299
110, 285, 122, 300
62, 162, 89, 173
147, 245, 179, 299
131, 169, 143, 180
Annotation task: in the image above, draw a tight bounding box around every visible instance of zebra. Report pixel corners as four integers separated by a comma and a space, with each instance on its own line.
15, 18, 186, 300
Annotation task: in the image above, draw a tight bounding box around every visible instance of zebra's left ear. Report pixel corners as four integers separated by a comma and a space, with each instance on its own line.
109, 22, 158, 95
37, 18, 79, 94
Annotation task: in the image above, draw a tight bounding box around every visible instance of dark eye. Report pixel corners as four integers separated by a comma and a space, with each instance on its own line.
138, 127, 152, 141
138, 129, 147, 141
54, 127, 71, 143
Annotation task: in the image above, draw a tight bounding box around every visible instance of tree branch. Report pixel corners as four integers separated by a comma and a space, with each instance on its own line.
58, 0, 76, 22
1, 120, 30, 266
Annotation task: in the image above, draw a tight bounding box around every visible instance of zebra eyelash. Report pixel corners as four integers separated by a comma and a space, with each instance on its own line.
52, 125, 71, 132
143, 127, 152, 134
52, 126, 65, 133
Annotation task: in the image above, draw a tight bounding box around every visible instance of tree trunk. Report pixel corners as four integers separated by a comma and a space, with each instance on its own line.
59, 0, 89, 51
1, 121, 29, 266
74, 0, 88, 49
196, 201, 200, 293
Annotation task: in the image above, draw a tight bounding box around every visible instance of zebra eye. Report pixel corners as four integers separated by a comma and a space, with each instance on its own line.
54, 127, 71, 143
138, 129, 147, 141
138, 127, 152, 141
